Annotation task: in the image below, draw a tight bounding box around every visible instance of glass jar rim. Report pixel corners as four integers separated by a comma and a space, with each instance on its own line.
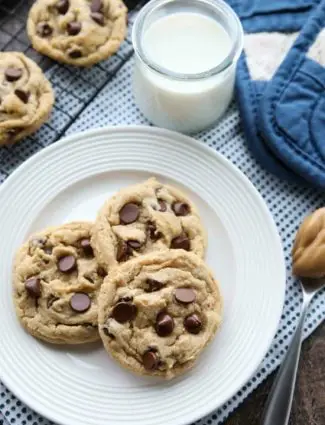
132, 0, 244, 81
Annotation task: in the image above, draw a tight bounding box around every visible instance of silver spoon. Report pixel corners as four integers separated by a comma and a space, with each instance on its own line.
260, 276, 324, 425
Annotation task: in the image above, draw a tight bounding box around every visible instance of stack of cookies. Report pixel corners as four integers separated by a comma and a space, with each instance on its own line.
1, 0, 128, 145
13, 178, 223, 379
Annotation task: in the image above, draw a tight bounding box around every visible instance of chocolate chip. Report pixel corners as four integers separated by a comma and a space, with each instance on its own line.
155, 312, 174, 337
80, 238, 93, 256
171, 234, 190, 251
117, 240, 131, 262
147, 222, 162, 241
14, 89, 30, 104
127, 240, 142, 250
5, 68, 22, 82
145, 278, 163, 292
47, 295, 59, 308
184, 314, 202, 334
158, 199, 167, 212
68, 49, 82, 58
58, 255, 76, 273
97, 266, 107, 277
91, 12, 104, 25
44, 247, 53, 255
172, 202, 190, 216
175, 288, 196, 304
143, 350, 159, 371
112, 301, 137, 323
37, 22, 53, 37
70, 293, 91, 312
119, 203, 139, 224
67, 21, 81, 35
90, 0, 102, 12
25, 277, 41, 298
56, 0, 69, 14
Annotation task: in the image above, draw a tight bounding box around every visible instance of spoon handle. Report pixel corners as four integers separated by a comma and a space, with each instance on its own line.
260, 297, 310, 425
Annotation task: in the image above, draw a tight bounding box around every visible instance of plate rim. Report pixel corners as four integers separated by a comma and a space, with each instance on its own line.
0, 125, 286, 425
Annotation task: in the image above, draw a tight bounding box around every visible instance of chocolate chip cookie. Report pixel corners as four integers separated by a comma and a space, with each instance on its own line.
91, 178, 207, 270
13, 222, 106, 344
98, 250, 222, 379
0, 52, 54, 145
27, 0, 128, 67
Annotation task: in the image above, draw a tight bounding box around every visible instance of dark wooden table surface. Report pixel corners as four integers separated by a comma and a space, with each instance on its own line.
225, 321, 325, 425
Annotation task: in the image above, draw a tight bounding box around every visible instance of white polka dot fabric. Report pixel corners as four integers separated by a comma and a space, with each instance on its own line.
0, 12, 324, 425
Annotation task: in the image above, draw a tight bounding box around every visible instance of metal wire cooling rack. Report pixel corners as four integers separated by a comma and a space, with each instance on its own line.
0, 0, 145, 183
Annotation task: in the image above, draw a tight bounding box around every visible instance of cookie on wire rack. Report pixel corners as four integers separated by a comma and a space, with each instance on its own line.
27, 0, 128, 67
0, 51, 54, 146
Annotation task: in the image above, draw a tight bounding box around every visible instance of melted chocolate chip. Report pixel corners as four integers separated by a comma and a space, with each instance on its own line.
172, 202, 190, 216
119, 203, 140, 224
5, 68, 22, 82
145, 278, 163, 292
112, 301, 137, 323
175, 288, 196, 304
56, 0, 69, 14
143, 350, 160, 371
14, 89, 30, 103
117, 240, 131, 262
58, 255, 76, 273
97, 267, 107, 277
25, 277, 41, 298
68, 49, 82, 58
90, 0, 102, 13
184, 314, 202, 334
171, 234, 190, 251
155, 312, 174, 337
67, 21, 81, 35
80, 238, 93, 256
127, 240, 142, 250
70, 293, 91, 312
37, 22, 53, 37
147, 222, 162, 241
158, 199, 167, 212
91, 12, 104, 25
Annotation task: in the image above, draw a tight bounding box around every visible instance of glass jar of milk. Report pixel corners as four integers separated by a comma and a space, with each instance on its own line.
132, 0, 243, 134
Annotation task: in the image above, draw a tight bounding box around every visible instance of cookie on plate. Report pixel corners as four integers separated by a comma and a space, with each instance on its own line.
98, 250, 222, 379
91, 177, 207, 271
0, 52, 54, 145
27, 0, 128, 67
13, 222, 106, 344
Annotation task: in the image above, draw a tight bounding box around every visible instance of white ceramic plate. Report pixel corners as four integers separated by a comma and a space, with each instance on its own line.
0, 126, 285, 425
